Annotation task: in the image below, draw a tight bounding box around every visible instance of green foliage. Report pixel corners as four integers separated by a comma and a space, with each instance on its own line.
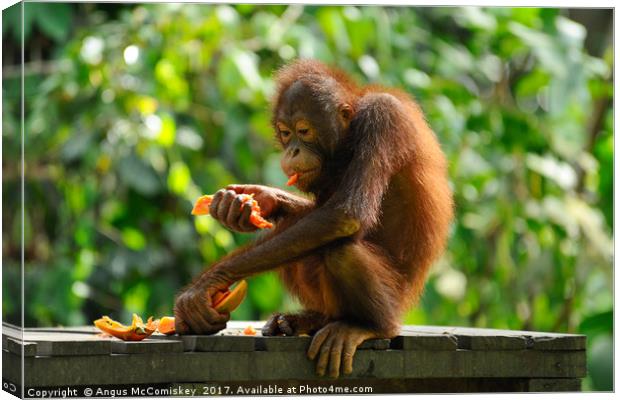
3, 3, 73, 42
1, 5, 612, 390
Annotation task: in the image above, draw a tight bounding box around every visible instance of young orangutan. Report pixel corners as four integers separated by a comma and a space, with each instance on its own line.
174, 59, 454, 378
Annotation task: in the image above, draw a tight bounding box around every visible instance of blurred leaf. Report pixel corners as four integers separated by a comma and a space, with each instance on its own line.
168, 162, 191, 195
248, 272, 283, 312
60, 132, 93, 162
509, 22, 567, 77
121, 228, 147, 251
34, 3, 73, 42
587, 334, 613, 391
124, 282, 149, 315
525, 153, 577, 190
118, 155, 161, 196
157, 113, 176, 147
455, 7, 497, 31
579, 310, 612, 336
2, 3, 21, 39
317, 7, 351, 54
231, 49, 263, 91
516, 68, 550, 98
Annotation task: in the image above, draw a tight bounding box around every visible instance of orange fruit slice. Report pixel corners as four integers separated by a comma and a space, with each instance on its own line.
94, 314, 158, 341
191, 194, 273, 229
213, 280, 248, 313
243, 325, 257, 336
157, 316, 176, 335
286, 173, 299, 186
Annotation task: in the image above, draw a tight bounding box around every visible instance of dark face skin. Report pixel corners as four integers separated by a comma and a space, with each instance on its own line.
275, 80, 352, 193
277, 118, 323, 193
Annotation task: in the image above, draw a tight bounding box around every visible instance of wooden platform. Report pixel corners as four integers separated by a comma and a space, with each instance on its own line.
2, 321, 586, 395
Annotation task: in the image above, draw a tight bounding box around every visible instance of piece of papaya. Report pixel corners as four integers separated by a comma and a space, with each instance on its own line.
191, 193, 273, 229
158, 316, 176, 335
286, 173, 299, 186
212, 290, 227, 307
191, 194, 213, 216
243, 325, 257, 336
94, 314, 158, 341
154, 280, 248, 335
213, 280, 248, 313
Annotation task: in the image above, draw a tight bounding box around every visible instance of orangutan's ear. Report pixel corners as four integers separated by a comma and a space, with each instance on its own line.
339, 103, 353, 122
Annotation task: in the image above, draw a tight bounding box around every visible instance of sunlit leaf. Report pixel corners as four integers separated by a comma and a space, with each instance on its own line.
157, 113, 176, 147
525, 153, 577, 190
168, 162, 191, 194
124, 282, 149, 314
455, 7, 497, 31
122, 228, 147, 251
317, 8, 351, 53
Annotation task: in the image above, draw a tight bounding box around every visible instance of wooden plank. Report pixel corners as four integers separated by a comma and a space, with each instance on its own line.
26, 326, 99, 334
394, 329, 458, 350
180, 324, 266, 351
350, 325, 584, 351
404, 325, 584, 339
19, 349, 399, 386
12, 347, 586, 387
461, 335, 529, 350
4, 338, 37, 357
18, 332, 111, 356
2, 324, 587, 354
34, 340, 111, 356
2, 350, 23, 386
256, 336, 312, 352
4, 328, 191, 356
402, 327, 529, 350
249, 350, 405, 380
249, 352, 318, 380
402, 326, 585, 350
256, 335, 388, 352
403, 349, 586, 379
2, 327, 37, 357
530, 336, 586, 351
526, 378, 582, 392
110, 339, 184, 354
360, 339, 391, 350
20, 352, 252, 386
182, 335, 256, 352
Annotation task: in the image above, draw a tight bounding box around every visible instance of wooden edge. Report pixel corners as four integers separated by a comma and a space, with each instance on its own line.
13, 349, 586, 387
4, 338, 37, 357
401, 327, 585, 351
110, 339, 184, 354
3, 323, 587, 354
526, 378, 582, 392
393, 331, 458, 351
184, 335, 256, 352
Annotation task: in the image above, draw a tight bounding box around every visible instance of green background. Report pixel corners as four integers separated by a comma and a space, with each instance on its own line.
1, 3, 613, 391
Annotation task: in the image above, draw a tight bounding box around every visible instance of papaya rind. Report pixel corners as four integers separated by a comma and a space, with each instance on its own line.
214, 280, 248, 313
93, 314, 157, 341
